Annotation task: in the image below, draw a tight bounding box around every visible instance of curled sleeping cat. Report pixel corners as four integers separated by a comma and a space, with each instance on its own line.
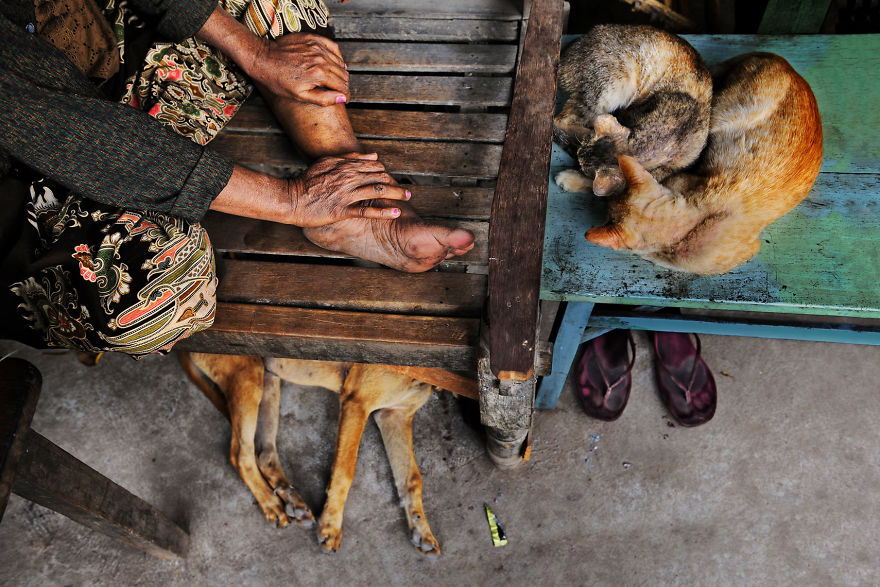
586, 53, 823, 274
554, 24, 712, 195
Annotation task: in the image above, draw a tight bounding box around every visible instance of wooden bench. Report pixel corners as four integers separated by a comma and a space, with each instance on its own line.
177, 0, 566, 465
0, 358, 189, 559
535, 30, 880, 408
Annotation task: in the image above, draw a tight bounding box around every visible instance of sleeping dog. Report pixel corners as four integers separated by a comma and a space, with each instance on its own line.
180, 352, 476, 555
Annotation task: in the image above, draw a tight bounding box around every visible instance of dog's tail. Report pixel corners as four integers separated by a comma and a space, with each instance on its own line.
178, 352, 230, 421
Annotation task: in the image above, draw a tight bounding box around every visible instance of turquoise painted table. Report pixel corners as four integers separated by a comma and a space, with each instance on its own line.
536, 34, 880, 409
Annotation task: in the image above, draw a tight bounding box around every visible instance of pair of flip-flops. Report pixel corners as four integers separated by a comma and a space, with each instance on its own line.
574, 330, 716, 426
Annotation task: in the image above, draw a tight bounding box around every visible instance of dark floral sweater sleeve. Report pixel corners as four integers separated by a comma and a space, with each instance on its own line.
125, 0, 219, 41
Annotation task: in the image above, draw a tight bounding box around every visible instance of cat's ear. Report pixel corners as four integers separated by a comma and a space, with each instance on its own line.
618, 155, 657, 191
585, 224, 625, 249
594, 114, 630, 143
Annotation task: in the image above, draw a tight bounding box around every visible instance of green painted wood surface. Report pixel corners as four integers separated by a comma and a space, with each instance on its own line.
758, 0, 833, 34
541, 35, 880, 318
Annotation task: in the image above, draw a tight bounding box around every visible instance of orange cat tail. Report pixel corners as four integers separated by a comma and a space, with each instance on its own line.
586, 225, 625, 249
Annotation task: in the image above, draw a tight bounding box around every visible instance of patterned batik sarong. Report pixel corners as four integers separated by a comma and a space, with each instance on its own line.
2, 0, 331, 356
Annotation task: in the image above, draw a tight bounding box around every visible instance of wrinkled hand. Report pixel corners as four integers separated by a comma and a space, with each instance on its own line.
287, 153, 411, 227
249, 33, 349, 106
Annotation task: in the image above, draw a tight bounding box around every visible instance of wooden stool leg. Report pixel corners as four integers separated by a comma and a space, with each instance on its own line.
12, 430, 190, 560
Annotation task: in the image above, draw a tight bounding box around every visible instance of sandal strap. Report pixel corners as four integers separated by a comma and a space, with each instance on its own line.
600, 332, 637, 401
654, 333, 702, 404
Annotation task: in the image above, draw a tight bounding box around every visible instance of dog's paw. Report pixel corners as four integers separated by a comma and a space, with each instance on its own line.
411, 524, 441, 558
317, 525, 342, 553
275, 486, 315, 529
259, 497, 291, 529
555, 169, 593, 193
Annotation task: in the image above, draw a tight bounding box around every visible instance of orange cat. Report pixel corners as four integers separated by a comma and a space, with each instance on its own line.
586, 53, 823, 274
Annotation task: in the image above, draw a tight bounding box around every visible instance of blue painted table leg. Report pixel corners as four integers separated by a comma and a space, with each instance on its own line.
535, 302, 595, 410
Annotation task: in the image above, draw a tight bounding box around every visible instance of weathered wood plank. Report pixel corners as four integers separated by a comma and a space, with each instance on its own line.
339, 42, 517, 74
217, 260, 485, 317
330, 0, 522, 20
211, 134, 502, 179
332, 16, 519, 42
758, 0, 833, 34
12, 430, 190, 559
542, 167, 880, 318
489, 0, 564, 379
350, 75, 513, 107
177, 303, 480, 370
0, 358, 41, 521
228, 104, 509, 143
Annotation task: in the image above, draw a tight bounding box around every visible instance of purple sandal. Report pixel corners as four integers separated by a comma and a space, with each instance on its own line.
575, 330, 636, 421
651, 332, 716, 427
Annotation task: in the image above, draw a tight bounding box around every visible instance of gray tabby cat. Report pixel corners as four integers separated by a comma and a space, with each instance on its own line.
554, 24, 712, 195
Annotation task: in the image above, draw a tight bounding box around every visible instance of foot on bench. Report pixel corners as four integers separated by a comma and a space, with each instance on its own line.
303, 202, 474, 273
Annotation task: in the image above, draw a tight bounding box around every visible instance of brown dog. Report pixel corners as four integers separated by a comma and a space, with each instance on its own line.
179, 352, 476, 555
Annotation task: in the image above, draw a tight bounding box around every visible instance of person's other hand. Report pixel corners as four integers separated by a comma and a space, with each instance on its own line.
248, 33, 349, 106
286, 153, 411, 227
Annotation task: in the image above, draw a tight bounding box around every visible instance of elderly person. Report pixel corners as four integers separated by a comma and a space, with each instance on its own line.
0, 0, 474, 356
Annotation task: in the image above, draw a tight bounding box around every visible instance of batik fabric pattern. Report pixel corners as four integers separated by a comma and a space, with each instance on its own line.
8, 0, 331, 356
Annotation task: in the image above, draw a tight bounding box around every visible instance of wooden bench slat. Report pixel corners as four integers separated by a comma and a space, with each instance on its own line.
339, 42, 517, 74
177, 303, 480, 369
204, 213, 489, 265
332, 16, 519, 42
351, 74, 513, 107
211, 135, 502, 179
489, 0, 564, 379
330, 0, 522, 20
217, 259, 486, 316
227, 104, 508, 143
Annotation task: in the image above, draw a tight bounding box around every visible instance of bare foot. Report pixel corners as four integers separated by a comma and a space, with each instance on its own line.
303, 202, 475, 272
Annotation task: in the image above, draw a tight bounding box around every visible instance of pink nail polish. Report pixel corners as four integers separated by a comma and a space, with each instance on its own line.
392, 208, 400, 216
336, 95, 346, 103
405, 190, 412, 200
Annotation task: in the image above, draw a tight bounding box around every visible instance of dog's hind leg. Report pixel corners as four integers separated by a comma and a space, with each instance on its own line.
373, 384, 440, 556
256, 369, 315, 528
223, 356, 292, 528
317, 395, 369, 553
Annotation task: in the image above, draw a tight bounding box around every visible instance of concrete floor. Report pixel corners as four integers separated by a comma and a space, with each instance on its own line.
1, 334, 879, 585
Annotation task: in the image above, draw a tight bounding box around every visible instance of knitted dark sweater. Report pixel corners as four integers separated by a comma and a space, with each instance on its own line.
0, 0, 233, 223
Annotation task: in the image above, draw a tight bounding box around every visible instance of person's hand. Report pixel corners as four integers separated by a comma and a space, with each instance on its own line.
286, 153, 411, 227
248, 33, 349, 106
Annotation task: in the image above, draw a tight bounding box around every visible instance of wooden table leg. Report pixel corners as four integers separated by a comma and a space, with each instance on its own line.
535, 301, 602, 409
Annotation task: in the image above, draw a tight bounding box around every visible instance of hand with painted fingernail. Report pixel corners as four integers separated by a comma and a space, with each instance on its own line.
246, 32, 350, 106
285, 153, 410, 227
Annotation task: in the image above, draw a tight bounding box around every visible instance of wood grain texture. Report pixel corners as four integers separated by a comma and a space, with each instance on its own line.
332, 16, 519, 42
210, 134, 503, 178
217, 259, 486, 317
12, 431, 189, 559
350, 75, 513, 107
203, 213, 489, 265
339, 42, 517, 74
0, 359, 41, 521
758, 0, 833, 34
488, 0, 564, 379
330, 0, 522, 20
177, 303, 480, 370
227, 103, 508, 143
544, 35, 880, 317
